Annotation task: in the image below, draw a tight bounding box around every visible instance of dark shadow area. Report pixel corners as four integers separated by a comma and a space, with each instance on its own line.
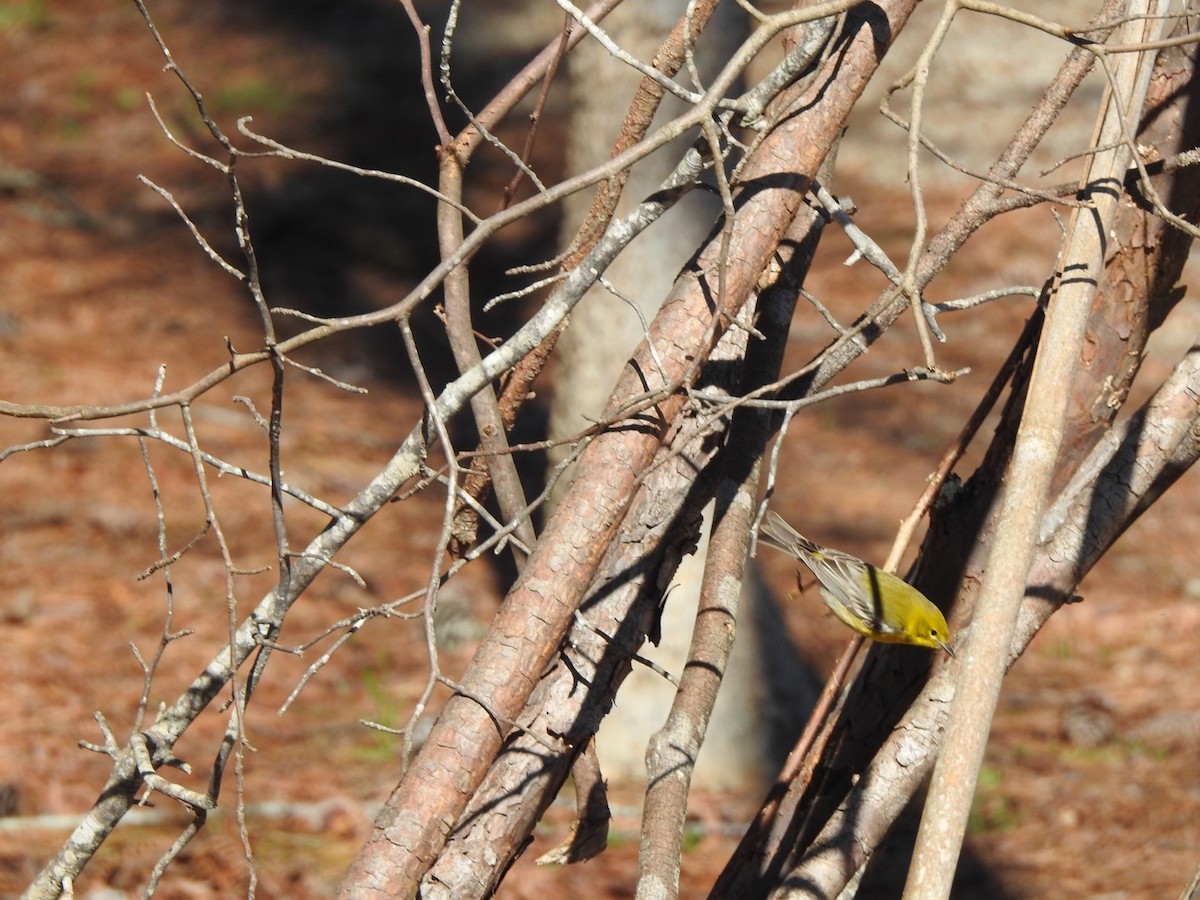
185, 0, 565, 553
197, 0, 565, 410
855, 790, 1014, 899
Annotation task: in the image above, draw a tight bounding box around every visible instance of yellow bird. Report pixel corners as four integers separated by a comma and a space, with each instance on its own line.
758, 511, 954, 655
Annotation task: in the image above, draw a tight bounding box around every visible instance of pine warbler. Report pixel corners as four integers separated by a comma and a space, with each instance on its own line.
758, 511, 954, 655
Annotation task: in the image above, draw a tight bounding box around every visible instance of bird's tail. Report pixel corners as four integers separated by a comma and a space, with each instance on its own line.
757, 511, 822, 558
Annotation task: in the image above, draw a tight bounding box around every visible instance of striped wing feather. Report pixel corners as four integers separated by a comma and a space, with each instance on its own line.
759, 511, 892, 636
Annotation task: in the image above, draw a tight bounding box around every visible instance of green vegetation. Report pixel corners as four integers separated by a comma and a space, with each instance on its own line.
215, 78, 297, 117
0, 0, 49, 32
967, 766, 1020, 835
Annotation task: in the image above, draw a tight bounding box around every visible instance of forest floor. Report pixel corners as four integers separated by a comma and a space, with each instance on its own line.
3, 2, 1200, 898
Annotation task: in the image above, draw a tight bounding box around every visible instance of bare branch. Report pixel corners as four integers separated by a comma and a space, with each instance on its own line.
909, 6, 1175, 892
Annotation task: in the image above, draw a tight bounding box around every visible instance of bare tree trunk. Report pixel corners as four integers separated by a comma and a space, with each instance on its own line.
549, 0, 816, 795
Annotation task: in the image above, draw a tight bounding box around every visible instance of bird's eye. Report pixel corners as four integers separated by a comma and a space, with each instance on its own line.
930, 628, 939, 636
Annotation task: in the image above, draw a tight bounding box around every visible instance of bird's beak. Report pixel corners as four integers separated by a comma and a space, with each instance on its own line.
938, 638, 956, 658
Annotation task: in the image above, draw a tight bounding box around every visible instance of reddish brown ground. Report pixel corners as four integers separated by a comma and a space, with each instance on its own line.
3, 3, 1200, 898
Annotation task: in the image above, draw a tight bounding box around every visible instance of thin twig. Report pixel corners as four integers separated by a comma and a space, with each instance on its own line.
398, 0, 452, 146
